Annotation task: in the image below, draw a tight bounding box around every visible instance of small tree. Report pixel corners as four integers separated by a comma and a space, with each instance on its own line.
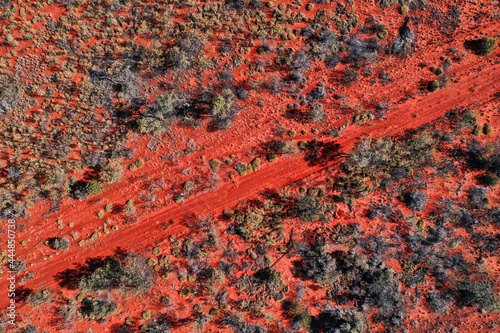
210, 89, 234, 121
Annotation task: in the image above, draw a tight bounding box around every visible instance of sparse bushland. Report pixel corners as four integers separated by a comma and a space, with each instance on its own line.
26, 289, 52, 307
479, 173, 500, 187
6, 1, 500, 332
300, 244, 406, 326
467, 186, 490, 210
297, 188, 327, 222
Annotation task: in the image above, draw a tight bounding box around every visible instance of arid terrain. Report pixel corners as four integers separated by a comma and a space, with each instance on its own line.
0, 0, 499, 332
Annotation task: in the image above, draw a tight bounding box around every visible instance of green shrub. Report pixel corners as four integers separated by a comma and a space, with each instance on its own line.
193, 304, 202, 313
137, 117, 164, 135
85, 180, 104, 195
183, 181, 194, 191
431, 67, 443, 76
136, 93, 180, 135
209, 308, 220, 317
210, 89, 234, 121
475, 37, 498, 56
268, 140, 297, 154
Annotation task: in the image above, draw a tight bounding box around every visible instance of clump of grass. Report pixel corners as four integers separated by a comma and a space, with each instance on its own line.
45, 237, 70, 251
428, 80, 440, 92
183, 181, 194, 191
251, 158, 261, 171
209, 159, 221, 171
430, 67, 444, 76
141, 310, 151, 320
209, 308, 220, 317
129, 158, 145, 171
193, 304, 203, 313
472, 125, 482, 136
235, 162, 251, 176
123, 200, 136, 215
267, 153, 278, 163
377, 30, 388, 40
483, 123, 493, 135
